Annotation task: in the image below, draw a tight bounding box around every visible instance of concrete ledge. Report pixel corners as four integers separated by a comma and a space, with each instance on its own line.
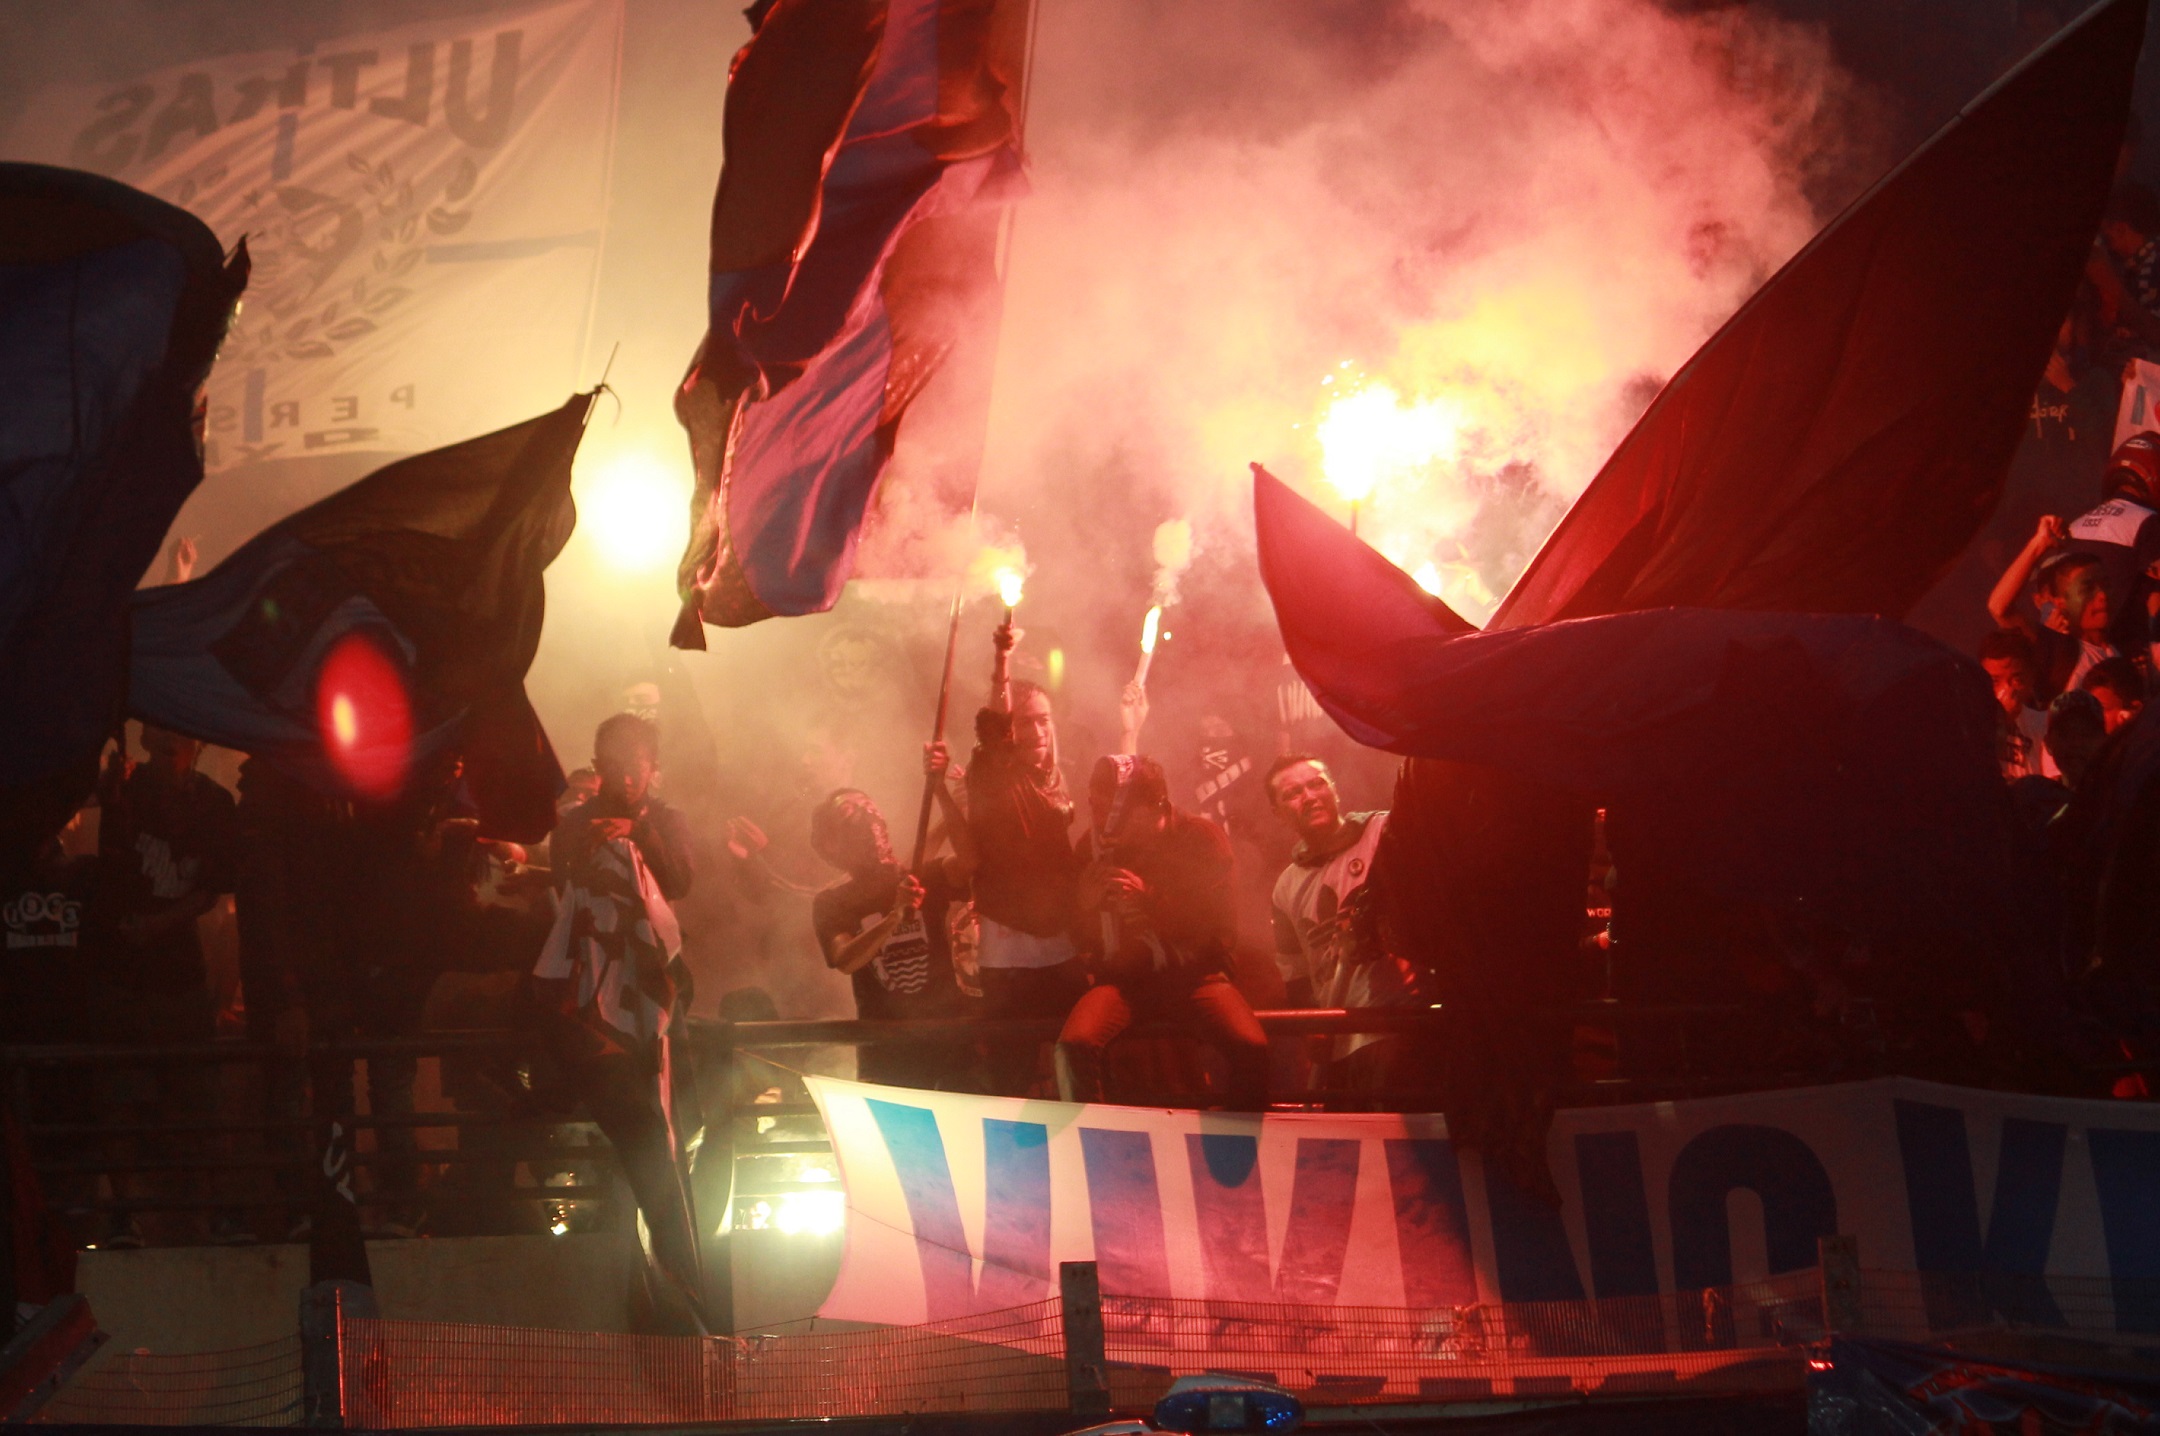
77, 1233, 641, 1354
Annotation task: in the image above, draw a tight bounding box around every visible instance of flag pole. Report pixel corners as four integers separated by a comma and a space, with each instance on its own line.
908, 572, 969, 872
906, 0, 1041, 875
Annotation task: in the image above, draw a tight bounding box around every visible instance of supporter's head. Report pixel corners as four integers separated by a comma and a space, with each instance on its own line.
2103, 431, 2160, 506
2101, 183, 2160, 259
140, 725, 202, 782
2080, 656, 2146, 734
2035, 551, 2109, 636
2046, 690, 2109, 790
1265, 755, 1342, 844
1978, 629, 2040, 717
1010, 679, 1058, 771
557, 767, 600, 816
592, 713, 659, 810
809, 788, 891, 875
1088, 754, 1170, 850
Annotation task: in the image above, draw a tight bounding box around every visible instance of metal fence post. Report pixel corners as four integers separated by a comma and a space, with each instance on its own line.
1819, 1233, 1862, 1336
1060, 1260, 1109, 1417
700, 1023, 737, 1337
300, 1279, 375, 1428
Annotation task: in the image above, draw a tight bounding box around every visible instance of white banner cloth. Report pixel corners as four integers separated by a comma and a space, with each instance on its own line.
2, 0, 621, 470
807, 1075, 2160, 1332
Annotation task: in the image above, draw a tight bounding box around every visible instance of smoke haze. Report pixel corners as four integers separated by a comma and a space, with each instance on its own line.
0, 0, 1993, 1021
981, 0, 1880, 622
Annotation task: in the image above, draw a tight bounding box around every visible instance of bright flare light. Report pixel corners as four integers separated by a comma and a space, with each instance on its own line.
1316, 382, 1463, 506
1140, 604, 1162, 655
581, 453, 687, 572
1412, 562, 1446, 596
773, 1191, 845, 1236
996, 567, 1025, 609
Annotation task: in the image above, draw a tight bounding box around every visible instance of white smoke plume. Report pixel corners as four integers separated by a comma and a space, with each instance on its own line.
978, 0, 1878, 623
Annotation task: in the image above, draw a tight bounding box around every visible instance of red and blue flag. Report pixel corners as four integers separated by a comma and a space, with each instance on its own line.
673, 0, 1028, 638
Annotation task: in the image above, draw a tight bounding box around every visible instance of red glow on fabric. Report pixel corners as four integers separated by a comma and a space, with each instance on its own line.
314, 632, 412, 800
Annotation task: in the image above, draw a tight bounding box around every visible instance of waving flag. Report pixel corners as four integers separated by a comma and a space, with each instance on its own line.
672, 0, 1029, 639
1252, 466, 2012, 946
0, 162, 247, 843
128, 396, 592, 840
1250, 0, 2141, 924
1492, 0, 2142, 629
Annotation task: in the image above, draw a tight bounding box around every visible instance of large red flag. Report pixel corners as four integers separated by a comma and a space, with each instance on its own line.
1492, 0, 2142, 629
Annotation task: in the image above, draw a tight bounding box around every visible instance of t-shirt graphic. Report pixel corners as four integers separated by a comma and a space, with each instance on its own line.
4, 890, 84, 950
859, 907, 933, 996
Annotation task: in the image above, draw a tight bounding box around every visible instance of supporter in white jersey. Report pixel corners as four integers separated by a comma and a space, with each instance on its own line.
1265, 755, 1426, 1082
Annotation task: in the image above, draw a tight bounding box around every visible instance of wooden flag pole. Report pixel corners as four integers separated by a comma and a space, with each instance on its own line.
909, 581, 968, 873
907, 0, 1042, 875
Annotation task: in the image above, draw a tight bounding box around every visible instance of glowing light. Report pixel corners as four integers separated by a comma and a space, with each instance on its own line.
1316, 382, 1462, 506
329, 694, 358, 746
1412, 562, 1445, 596
1047, 647, 1066, 690
773, 1191, 845, 1236
580, 453, 686, 572
314, 631, 412, 800
995, 567, 1025, 609
1140, 604, 1162, 655
550, 1219, 570, 1237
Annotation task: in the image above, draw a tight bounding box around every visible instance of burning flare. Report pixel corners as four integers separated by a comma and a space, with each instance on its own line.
995, 566, 1025, 609
1316, 381, 1464, 507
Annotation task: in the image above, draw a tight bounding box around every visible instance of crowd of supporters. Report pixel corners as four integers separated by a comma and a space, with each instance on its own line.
4, 168, 2160, 1264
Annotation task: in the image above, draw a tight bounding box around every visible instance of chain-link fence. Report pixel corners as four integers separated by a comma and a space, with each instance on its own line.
37, 1336, 302, 1426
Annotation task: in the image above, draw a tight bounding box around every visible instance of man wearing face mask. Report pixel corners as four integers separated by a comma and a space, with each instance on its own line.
1054, 755, 1268, 1110
551, 714, 694, 903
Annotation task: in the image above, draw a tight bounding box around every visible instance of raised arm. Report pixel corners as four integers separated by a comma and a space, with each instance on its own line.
988, 619, 1017, 714
923, 740, 977, 878
1116, 679, 1149, 756
1987, 515, 2063, 635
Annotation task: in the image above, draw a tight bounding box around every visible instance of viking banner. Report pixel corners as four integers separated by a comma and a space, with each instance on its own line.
809, 1074, 2160, 1329
0, 0, 621, 473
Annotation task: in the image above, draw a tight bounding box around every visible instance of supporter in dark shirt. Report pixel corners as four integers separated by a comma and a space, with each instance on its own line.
1055, 755, 1267, 1109
553, 725, 695, 905
0, 836, 100, 1043
1980, 629, 2051, 781
94, 728, 236, 1245
2081, 655, 2147, 735
98, 727, 236, 999
963, 620, 1086, 1093
536, 711, 705, 1330
810, 745, 972, 1087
